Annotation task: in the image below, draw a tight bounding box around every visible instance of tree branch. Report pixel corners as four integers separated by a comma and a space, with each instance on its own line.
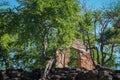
104, 44, 114, 64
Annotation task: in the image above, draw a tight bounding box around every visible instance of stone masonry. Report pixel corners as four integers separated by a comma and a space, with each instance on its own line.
55, 39, 94, 70
72, 39, 94, 70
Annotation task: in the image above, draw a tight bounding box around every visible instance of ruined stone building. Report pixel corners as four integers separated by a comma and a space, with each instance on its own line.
55, 39, 95, 70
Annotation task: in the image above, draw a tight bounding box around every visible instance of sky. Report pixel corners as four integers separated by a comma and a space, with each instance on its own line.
0, 0, 118, 9
85, 0, 117, 9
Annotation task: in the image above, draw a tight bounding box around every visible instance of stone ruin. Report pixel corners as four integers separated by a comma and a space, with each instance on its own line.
55, 39, 94, 70
0, 67, 120, 80
0, 39, 120, 80
55, 49, 70, 68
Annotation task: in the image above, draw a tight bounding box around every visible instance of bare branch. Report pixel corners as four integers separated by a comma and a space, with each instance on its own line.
104, 44, 115, 64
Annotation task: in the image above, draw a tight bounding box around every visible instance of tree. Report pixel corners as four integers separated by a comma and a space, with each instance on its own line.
0, 1, 15, 69
92, 0, 120, 66
0, 0, 119, 70
0, 0, 81, 69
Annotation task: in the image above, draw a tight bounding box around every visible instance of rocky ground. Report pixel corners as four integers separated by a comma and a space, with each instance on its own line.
0, 67, 120, 80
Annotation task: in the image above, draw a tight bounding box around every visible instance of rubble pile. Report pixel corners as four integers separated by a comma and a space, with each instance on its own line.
0, 67, 120, 80
48, 67, 120, 80
0, 68, 42, 80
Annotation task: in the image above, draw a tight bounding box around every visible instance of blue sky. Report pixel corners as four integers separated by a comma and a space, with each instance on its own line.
0, 0, 19, 8
82, 0, 118, 10
0, 0, 118, 9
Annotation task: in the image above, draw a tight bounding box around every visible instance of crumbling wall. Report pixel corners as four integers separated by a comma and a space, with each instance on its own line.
72, 39, 95, 70
76, 52, 95, 70
55, 49, 70, 68
55, 39, 95, 70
